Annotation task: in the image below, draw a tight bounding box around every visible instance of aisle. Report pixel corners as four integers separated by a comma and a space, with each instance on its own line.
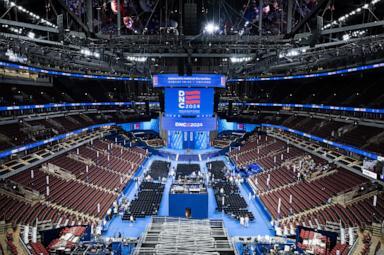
204, 157, 274, 237
102, 156, 159, 238
157, 160, 176, 216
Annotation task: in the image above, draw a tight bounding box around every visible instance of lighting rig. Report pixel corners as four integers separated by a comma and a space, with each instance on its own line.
0, 0, 383, 79
322, 0, 383, 30
2, 0, 57, 29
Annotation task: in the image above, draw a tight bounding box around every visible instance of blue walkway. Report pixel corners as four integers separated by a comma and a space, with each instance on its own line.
157, 160, 176, 216
202, 157, 274, 237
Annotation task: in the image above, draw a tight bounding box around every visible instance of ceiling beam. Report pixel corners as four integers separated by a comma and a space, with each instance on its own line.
0, 18, 58, 33
54, 0, 91, 37
285, 0, 330, 39
295, 20, 384, 39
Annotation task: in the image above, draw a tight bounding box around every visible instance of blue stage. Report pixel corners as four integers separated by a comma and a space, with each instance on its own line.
169, 193, 209, 219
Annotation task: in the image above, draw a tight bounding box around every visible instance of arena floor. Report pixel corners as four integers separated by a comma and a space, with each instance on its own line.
101, 153, 274, 238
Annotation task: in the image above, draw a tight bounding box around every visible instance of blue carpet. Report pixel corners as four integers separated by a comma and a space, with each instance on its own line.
102, 215, 151, 238
158, 173, 174, 216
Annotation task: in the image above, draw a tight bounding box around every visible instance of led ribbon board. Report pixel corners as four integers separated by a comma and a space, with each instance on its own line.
0, 102, 160, 112
0, 61, 149, 81
228, 62, 384, 82
2, 60, 384, 83
153, 74, 226, 88
244, 103, 384, 114
0, 102, 134, 111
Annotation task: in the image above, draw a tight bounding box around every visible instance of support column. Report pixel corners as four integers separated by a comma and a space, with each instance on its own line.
117, 0, 121, 36
258, 0, 263, 36
86, 0, 94, 33
287, 0, 293, 33
179, 0, 183, 35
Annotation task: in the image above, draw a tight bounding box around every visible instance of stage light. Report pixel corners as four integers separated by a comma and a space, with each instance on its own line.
2, 0, 58, 29
279, 48, 307, 59
127, 56, 147, 62
27, 32, 35, 39
8, 26, 22, 34
230, 57, 252, 63
204, 22, 219, 34
80, 48, 101, 59
322, 0, 382, 30
343, 34, 351, 41
5, 49, 27, 63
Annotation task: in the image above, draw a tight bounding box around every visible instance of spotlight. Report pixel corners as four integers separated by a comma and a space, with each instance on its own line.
5, 1, 57, 28
27, 32, 35, 39
322, 0, 383, 30
204, 22, 219, 34
127, 56, 147, 62
230, 57, 252, 63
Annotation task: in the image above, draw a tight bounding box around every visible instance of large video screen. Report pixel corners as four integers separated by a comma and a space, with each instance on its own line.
165, 88, 214, 117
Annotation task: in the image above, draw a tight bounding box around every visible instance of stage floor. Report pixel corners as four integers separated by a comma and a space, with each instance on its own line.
101, 155, 274, 239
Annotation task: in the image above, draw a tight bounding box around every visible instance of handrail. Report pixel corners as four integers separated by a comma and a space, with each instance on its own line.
261, 124, 384, 161
0, 122, 115, 159
348, 237, 360, 255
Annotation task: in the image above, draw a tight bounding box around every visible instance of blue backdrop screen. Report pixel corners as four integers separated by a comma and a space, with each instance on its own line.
217, 119, 257, 133
165, 88, 214, 117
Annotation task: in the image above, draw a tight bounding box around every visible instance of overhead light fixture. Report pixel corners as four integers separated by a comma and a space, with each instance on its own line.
127, 56, 147, 62
342, 30, 367, 41
2, 0, 58, 29
204, 22, 219, 34
322, 0, 382, 30
278, 48, 307, 59
80, 48, 100, 58
5, 49, 27, 63
230, 57, 252, 63
27, 31, 35, 39
8, 26, 22, 34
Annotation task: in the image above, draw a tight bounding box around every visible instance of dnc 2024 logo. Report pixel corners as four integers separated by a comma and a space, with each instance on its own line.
178, 90, 201, 109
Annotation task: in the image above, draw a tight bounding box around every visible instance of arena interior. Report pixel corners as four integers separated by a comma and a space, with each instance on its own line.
0, 0, 384, 254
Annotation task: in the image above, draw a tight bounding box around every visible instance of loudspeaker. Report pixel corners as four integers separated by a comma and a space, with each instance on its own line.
186, 62, 192, 76
178, 58, 185, 76
309, 16, 323, 47
184, 2, 198, 35
228, 101, 233, 116
145, 101, 150, 115
159, 90, 165, 112
214, 92, 220, 113
57, 14, 64, 42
